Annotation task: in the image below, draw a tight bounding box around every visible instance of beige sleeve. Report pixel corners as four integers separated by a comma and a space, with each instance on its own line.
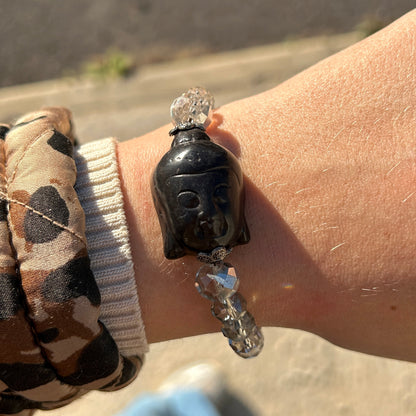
74, 138, 148, 357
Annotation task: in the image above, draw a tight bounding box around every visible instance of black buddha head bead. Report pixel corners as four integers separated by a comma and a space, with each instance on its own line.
152, 128, 250, 259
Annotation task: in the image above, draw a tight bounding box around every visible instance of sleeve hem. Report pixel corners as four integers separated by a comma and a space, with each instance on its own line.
74, 137, 149, 356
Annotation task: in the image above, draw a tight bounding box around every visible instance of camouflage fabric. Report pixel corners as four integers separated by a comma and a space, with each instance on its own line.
0, 108, 142, 414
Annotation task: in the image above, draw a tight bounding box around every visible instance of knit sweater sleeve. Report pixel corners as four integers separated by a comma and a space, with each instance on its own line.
74, 137, 148, 357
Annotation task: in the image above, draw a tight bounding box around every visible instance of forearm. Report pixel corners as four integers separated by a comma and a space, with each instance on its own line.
118, 10, 416, 361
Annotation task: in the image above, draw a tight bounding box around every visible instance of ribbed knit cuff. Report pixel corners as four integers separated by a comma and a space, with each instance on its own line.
74, 138, 148, 357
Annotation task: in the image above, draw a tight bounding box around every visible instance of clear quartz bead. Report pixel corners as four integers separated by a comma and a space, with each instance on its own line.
226, 293, 247, 319
211, 299, 229, 321
170, 87, 214, 128
211, 292, 247, 321
195, 262, 239, 302
229, 327, 264, 358
221, 312, 255, 340
194, 255, 264, 359
221, 318, 243, 340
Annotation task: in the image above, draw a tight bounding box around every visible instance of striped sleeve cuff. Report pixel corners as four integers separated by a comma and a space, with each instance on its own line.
74, 137, 148, 357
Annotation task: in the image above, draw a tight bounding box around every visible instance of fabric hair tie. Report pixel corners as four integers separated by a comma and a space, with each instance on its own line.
0, 108, 142, 414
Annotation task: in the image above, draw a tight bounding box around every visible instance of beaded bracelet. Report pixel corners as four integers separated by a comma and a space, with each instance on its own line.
152, 88, 264, 358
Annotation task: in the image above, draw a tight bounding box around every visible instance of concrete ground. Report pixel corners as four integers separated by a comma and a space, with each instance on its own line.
2, 33, 416, 416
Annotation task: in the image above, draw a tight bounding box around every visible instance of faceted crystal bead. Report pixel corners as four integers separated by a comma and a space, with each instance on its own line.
170, 96, 191, 125
211, 299, 229, 321
211, 292, 247, 322
221, 318, 243, 340
195, 262, 239, 302
226, 293, 247, 319
170, 87, 214, 128
229, 327, 264, 358
187, 87, 215, 109
221, 311, 255, 340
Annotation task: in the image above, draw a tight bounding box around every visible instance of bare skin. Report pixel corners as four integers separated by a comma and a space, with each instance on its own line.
117, 10, 416, 362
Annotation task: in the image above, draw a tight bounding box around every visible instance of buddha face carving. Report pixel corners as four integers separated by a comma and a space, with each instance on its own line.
152, 129, 250, 259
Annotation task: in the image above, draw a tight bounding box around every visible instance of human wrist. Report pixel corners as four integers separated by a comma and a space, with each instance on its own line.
213, 12, 416, 361
116, 10, 416, 358
117, 131, 222, 343
116, 111, 312, 345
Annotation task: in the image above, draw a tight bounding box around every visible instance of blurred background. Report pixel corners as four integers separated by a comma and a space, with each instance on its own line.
0, 0, 415, 87
1, 1, 416, 415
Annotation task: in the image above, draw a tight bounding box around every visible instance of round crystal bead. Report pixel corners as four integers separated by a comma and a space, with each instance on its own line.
221, 312, 255, 340
170, 87, 215, 128
229, 329, 264, 359
226, 293, 247, 319
195, 262, 239, 302
221, 318, 244, 340
211, 299, 229, 321
211, 292, 247, 322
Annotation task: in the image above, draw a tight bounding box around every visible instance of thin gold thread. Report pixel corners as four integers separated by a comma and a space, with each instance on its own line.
0, 191, 85, 245
7, 128, 54, 186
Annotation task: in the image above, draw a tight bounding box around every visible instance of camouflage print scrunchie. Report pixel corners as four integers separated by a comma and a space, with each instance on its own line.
0, 108, 142, 415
